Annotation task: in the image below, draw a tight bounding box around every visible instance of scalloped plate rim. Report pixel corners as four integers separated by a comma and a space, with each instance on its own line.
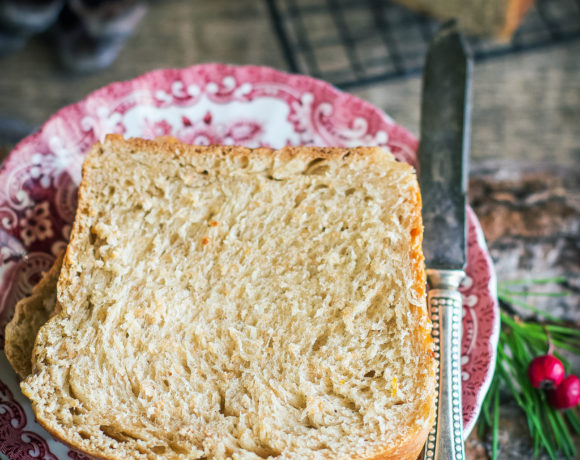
0, 64, 498, 457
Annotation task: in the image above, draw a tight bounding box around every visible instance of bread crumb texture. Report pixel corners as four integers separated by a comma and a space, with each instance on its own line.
22, 136, 435, 460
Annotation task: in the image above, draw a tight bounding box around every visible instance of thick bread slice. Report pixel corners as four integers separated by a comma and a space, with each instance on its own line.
5, 254, 63, 378
22, 135, 436, 460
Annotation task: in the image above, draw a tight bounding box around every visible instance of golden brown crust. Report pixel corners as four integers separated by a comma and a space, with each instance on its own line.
100, 134, 395, 164
5, 254, 63, 378
390, 0, 532, 39
25, 136, 435, 460
499, 0, 534, 39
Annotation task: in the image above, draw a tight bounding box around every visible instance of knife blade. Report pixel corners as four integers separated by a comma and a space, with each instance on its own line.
418, 20, 473, 460
419, 20, 471, 271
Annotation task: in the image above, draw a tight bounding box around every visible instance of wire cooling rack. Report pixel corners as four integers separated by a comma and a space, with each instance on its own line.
265, 0, 580, 88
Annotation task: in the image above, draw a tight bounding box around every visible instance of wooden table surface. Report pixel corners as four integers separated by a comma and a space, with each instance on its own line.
1, 0, 580, 167
0, 1, 579, 459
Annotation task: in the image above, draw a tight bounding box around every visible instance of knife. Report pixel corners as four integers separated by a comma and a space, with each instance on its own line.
418, 21, 473, 460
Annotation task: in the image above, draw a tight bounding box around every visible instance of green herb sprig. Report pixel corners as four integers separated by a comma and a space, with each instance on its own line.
478, 277, 580, 460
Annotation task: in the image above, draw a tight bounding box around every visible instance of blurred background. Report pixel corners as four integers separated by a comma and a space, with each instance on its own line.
1, 1, 579, 458
0, 0, 579, 166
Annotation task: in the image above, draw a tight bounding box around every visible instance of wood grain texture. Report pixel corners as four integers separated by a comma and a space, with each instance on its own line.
0, 0, 579, 167
465, 162, 580, 460
470, 161, 580, 322
354, 41, 580, 166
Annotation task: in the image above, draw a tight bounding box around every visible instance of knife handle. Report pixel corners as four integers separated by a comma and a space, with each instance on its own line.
424, 269, 465, 460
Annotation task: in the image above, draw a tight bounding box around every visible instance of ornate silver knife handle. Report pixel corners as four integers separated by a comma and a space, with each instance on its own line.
424, 269, 465, 460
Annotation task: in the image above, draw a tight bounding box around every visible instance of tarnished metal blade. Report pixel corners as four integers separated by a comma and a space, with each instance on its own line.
418, 20, 473, 270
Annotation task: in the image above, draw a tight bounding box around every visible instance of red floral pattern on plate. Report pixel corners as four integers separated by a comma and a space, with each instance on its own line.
0, 64, 498, 458
0, 361, 58, 460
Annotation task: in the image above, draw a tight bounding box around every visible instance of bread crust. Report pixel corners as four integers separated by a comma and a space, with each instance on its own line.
22, 135, 435, 460
499, 0, 534, 39
5, 254, 63, 378
390, 0, 533, 39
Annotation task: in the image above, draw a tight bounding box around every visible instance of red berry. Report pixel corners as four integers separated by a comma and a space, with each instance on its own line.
527, 355, 565, 390
547, 375, 580, 410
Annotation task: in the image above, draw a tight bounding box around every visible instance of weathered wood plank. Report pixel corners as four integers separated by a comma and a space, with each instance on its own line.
1, 0, 579, 166
466, 162, 580, 460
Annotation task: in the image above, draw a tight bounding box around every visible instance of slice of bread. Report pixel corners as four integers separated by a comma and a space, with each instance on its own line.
5, 254, 62, 378
22, 135, 436, 459
392, 0, 533, 39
